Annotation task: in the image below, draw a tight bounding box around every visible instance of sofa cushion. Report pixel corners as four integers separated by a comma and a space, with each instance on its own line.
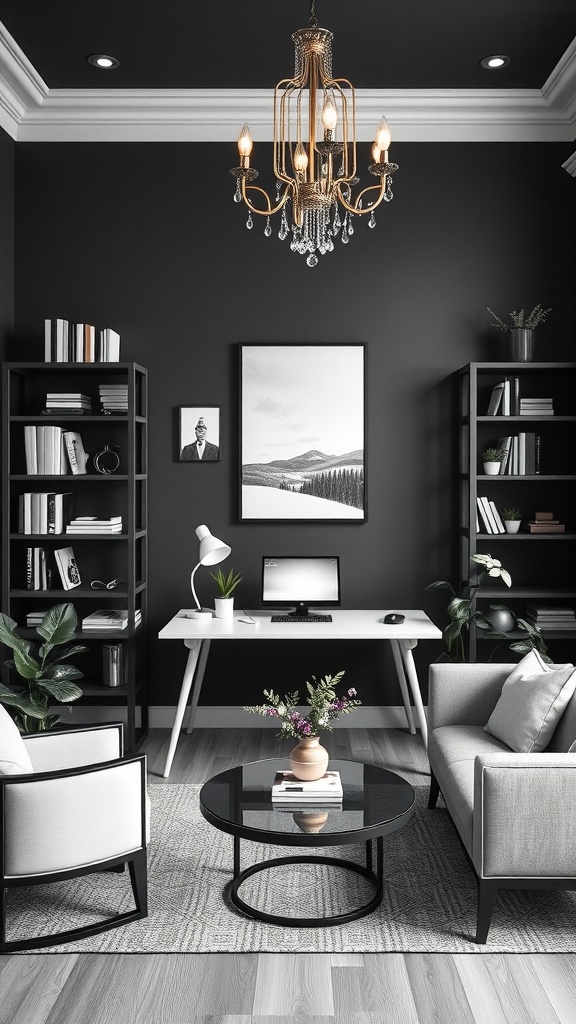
546, 689, 576, 753
484, 650, 576, 753
428, 725, 511, 857
0, 704, 34, 775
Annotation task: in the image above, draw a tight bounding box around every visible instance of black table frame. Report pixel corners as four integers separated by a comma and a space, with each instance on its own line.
200, 758, 415, 928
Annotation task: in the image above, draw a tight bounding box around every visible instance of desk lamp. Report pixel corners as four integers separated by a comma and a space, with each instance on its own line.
188, 524, 231, 620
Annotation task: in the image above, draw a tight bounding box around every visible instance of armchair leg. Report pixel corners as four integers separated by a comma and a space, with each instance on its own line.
129, 849, 148, 917
476, 879, 498, 944
427, 770, 440, 808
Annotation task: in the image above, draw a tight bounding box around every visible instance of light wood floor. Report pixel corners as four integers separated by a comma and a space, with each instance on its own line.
2, 728, 576, 1024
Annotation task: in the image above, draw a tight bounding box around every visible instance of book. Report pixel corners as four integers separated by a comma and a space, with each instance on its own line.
54, 492, 75, 533
476, 497, 493, 534
487, 381, 505, 416
98, 328, 121, 362
501, 378, 511, 416
479, 495, 500, 534
271, 770, 343, 801
24, 425, 37, 474
84, 324, 96, 362
488, 500, 505, 533
535, 435, 541, 474
512, 376, 520, 416
63, 431, 89, 474
497, 436, 513, 475
81, 609, 141, 630
535, 511, 554, 520
54, 546, 81, 589
524, 523, 565, 533
55, 319, 69, 362
518, 432, 526, 475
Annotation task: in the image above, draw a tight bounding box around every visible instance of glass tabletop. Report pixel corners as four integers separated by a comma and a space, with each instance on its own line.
199, 757, 415, 846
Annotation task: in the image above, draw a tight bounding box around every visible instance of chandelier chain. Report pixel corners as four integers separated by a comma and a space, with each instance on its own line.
309, 0, 318, 29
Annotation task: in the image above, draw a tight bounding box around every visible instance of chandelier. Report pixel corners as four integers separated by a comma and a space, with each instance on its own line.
230, 0, 398, 267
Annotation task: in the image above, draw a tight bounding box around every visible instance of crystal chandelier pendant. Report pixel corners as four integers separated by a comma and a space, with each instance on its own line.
264, 217, 272, 237
233, 180, 242, 203
368, 210, 377, 228
246, 213, 253, 229
306, 253, 319, 267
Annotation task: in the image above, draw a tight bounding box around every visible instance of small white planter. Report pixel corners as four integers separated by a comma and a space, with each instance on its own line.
214, 597, 234, 619
504, 520, 521, 534
483, 462, 502, 475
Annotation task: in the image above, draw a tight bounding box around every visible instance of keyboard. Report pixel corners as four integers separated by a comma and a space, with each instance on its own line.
271, 614, 333, 623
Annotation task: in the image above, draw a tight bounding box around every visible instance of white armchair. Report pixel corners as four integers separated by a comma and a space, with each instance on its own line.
0, 718, 148, 952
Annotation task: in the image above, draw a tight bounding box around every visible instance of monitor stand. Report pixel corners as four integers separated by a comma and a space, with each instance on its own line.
287, 605, 320, 619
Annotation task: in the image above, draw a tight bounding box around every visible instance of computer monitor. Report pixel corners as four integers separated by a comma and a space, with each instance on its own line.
261, 556, 341, 617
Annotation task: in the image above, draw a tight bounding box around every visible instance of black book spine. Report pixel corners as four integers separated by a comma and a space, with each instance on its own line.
535, 435, 541, 474
512, 376, 520, 416
26, 546, 33, 589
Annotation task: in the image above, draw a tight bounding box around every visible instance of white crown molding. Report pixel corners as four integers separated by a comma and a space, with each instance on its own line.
1, 19, 575, 147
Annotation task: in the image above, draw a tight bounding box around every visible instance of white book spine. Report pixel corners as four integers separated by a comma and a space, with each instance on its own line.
476, 497, 492, 533
479, 495, 499, 534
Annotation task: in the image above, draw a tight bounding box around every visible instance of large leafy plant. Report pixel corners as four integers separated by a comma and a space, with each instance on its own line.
0, 603, 87, 733
426, 554, 547, 663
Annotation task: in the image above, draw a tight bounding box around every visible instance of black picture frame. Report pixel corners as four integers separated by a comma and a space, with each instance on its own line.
179, 406, 221, 462
239, 343, 366, 522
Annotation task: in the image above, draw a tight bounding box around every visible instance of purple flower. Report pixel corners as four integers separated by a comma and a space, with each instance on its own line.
265, 707, 278, 716
347, 688, 357, 697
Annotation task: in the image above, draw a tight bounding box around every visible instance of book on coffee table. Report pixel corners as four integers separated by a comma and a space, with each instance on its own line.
271, 769, 343, 802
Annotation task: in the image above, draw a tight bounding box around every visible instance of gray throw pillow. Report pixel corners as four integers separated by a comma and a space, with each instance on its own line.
484, 650, 576, 753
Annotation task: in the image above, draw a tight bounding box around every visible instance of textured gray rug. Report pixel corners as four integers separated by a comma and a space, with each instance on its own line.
8, 784, 576, 953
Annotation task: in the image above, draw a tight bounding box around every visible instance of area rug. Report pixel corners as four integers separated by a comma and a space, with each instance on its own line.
8, 784, 576, 953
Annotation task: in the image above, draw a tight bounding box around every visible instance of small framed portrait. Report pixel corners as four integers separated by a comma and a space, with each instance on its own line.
179, 406, 221, 462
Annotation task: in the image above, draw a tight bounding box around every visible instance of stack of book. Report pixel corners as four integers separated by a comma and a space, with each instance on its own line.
99, 383, 128, 414
476, 496, 505, 534
271, 770, 343, 804
66, 516, 122, 534
26, 610, 45, 627
18, 491, 75, 534
496, 433, 540, 475
520, 397, 554, 416
44, 392, 92, 414
25, 547, 52, 590
24, 425, 68, 475
44, 319, 120, 363
82, 609, 142, 631
524, 511, 565, 533
525, 605, 576, 633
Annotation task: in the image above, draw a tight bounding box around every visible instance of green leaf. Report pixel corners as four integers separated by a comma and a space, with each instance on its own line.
44, 643, 88, 663
38, 663, 84, 682
447, 597, 471, 622
12, 647, 41, 680
0, 613, 31, 655
36, 678, 83, 702
0, 688, 47, 719
36, 603, 78, 647
425, 580, 456, 594
443, 620, 464, 650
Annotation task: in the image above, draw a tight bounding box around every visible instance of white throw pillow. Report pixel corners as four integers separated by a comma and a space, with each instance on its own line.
0, 703, 34, 774
484, 650, 576, 753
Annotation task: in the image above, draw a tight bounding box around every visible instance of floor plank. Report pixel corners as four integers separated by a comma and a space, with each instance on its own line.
0, 955, 78, 1024
253, 954, 334, 1016
454, 953, 561, 1024
404, 953, 476, 1024
529, 955, 576, 1024
332, 954, 419, 1023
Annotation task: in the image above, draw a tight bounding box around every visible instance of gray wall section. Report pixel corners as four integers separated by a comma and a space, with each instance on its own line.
0, 129, 14, 359
12, 140, 576, 706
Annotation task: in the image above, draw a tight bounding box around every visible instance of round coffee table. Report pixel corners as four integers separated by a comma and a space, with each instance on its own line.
199, 757, 415, 927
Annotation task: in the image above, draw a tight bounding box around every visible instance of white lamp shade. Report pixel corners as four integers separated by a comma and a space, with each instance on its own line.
195, 525, 231, 566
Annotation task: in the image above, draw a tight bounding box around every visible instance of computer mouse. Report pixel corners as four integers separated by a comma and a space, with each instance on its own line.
384, 613, 405, 624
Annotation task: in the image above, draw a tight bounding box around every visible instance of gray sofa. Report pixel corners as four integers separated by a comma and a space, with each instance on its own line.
427, 662, 576, 943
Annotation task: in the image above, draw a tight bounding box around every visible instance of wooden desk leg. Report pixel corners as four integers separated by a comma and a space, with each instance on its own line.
163, 639, 204, 778
389, 639, 416, 734
185, 639, 211, 734
398, 639, 428, 748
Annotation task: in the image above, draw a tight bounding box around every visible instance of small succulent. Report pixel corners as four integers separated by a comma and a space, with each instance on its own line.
487, 304, 551, 332
482, 447, 507, 463
500, 506, 522, 521
211, 566, 243, 599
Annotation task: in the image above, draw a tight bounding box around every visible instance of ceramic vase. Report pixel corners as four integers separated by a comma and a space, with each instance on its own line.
289, 735, 329, 781
483, 462, 501, 475
485, 605, 516, 632
510, 328, 535, 362
292, 810, 329, 834
504, 520, 521, 534
214, 597, 234, 619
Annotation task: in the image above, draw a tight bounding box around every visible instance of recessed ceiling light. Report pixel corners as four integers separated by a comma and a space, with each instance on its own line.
480, 54, 511, 70
87, 54, 120, 69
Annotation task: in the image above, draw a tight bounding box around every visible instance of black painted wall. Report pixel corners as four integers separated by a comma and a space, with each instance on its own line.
12, 140, 576, 707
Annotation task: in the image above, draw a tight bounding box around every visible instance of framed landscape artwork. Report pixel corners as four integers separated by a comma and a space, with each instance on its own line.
179, 406, 221, 461
240, 343, 365, 522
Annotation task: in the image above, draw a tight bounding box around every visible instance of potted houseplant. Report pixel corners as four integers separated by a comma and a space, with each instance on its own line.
211, 566, 243, 619
482, 446, 507, 475
426, 553, 547, 662
501, 506, 523, 534
244, 670, 361, 780
486, 304, 551, 362
0, 602, 87, 733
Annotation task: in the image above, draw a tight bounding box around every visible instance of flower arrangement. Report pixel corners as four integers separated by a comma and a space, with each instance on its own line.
487, 304, 551, 332
244, 670, 361, 739
426, 554, 547, 662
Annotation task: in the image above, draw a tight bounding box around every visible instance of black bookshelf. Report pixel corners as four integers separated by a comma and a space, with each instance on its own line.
458, 362, 576, 661
1, 362, 148, 751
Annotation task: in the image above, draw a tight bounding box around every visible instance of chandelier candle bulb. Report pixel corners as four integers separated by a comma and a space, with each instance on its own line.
237, 123, 253, 165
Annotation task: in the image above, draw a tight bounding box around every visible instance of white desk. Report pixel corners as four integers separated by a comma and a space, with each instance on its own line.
158, 609, 442, 777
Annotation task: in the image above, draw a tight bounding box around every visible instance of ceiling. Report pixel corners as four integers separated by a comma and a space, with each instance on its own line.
0, 0, 575, 91
0, 0, 574, 157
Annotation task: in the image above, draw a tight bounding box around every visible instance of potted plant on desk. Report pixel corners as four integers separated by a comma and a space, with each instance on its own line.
211, 566, 243, 619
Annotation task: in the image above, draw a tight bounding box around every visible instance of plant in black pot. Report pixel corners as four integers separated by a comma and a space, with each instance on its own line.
486, 303, 551, 361
0, 602, 87, 733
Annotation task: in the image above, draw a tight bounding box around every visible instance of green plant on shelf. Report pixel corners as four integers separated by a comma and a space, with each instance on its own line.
0, 602, 87, 733
426, 554, 548, 663
486, 304, 551, 332
482, 446, 507, 463
500, 507, 523, 521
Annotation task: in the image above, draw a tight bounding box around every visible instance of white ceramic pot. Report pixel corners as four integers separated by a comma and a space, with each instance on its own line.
504, 520, 521, 533
214, 597, 234, 619
483, 462, 501, 475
